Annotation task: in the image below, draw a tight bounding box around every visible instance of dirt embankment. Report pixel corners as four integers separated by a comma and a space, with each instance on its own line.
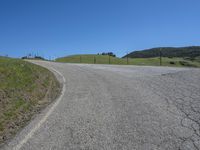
0, 57, 60, 144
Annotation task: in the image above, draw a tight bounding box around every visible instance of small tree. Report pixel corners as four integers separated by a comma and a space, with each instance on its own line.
101, 52, 116, 57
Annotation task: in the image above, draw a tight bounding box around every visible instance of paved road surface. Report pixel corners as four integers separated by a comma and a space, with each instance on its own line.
2, 61, 200, 150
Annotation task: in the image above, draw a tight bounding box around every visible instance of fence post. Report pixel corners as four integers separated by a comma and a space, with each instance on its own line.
159, 49, 162, 66
94, 56, 96, 64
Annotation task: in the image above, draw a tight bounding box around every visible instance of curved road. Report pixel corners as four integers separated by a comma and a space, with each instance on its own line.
2, 61, 200, 150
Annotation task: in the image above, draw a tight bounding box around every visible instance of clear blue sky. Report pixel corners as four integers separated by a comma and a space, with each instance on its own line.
0, 0, 200, 59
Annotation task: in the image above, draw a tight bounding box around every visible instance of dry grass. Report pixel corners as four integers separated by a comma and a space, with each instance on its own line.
0, 57, 60, 143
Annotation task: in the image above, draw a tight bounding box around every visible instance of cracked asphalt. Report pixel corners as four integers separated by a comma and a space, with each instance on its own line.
2, 61, 200, 150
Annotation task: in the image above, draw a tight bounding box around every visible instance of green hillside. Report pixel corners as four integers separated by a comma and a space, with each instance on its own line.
0, 57, 60, 143
56, 54, 200, 67
124, 46, 200, 58
56, 54, 127, 64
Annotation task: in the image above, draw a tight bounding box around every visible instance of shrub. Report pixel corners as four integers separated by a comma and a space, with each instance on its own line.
169, 61, 175, 65
179, 61, 196, 67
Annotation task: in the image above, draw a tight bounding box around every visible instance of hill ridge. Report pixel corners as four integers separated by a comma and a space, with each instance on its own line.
124, 46, 200, 58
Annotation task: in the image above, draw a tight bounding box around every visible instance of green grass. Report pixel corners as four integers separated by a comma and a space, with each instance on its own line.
55, 55, 200, 67
129, 57, 200, 67
56, 54, 112, 64
0, 57, 60, 143
56, 54, 131, 64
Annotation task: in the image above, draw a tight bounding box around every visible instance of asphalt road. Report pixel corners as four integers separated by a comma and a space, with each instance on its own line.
2, 61, 200, 150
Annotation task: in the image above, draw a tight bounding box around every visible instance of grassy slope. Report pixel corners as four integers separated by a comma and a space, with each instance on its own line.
129, 57, 200, 67
56, 54, 136, 64
56, 54, 115, 64
0, 57, 60, 143
56, 54, 200, 67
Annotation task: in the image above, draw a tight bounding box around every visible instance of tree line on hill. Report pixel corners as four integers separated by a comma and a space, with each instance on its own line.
21, 55, 45, 60
98, 52, 116, 57
123, 46, 200, 59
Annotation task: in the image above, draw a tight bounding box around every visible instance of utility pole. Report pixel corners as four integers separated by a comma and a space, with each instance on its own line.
159, 48, 162, 66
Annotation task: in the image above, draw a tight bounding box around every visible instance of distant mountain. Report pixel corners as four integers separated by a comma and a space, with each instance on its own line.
123, 46, 200, 58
